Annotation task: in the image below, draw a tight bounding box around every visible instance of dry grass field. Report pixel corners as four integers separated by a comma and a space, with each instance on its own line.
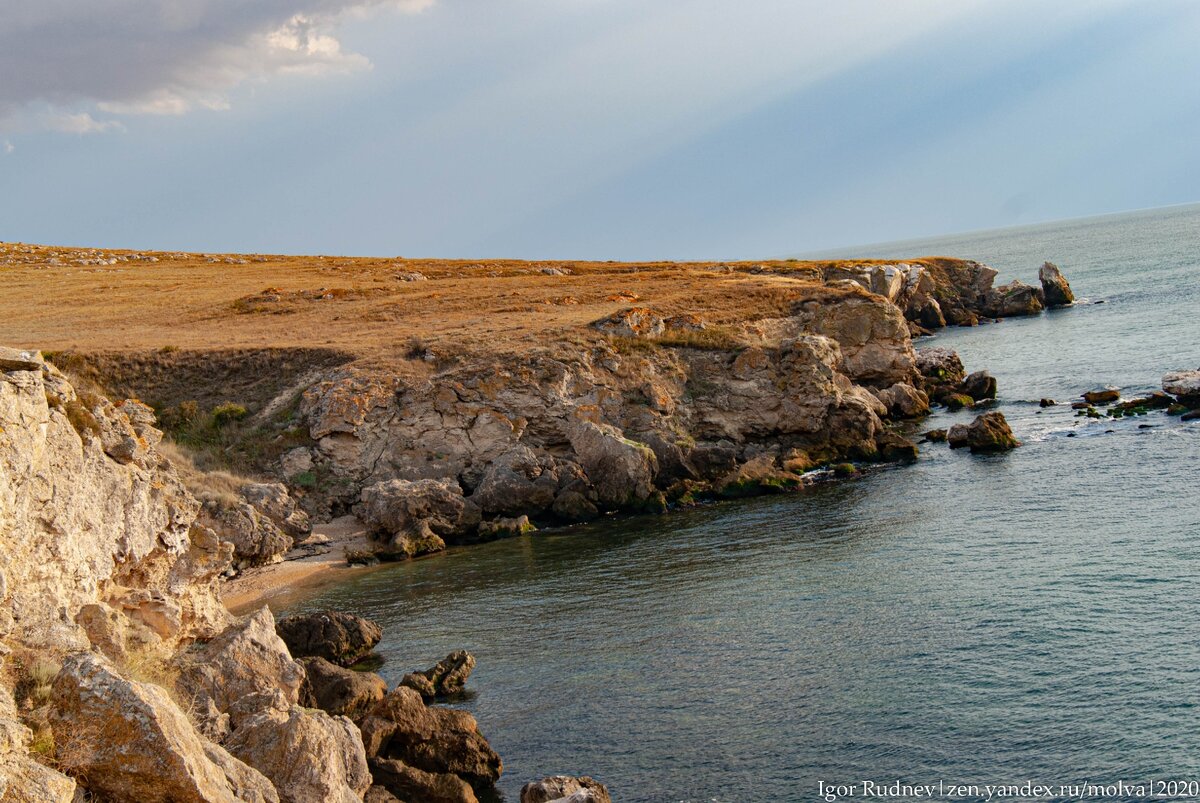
0, 241, 930, 363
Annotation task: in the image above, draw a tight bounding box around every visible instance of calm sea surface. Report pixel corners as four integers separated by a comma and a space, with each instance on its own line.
286, 204, 1200, 802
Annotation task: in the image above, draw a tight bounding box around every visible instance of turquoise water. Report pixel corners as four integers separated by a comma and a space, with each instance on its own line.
287, 204, 1200, 802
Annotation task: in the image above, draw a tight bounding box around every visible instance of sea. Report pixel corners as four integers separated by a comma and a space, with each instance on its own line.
284, 203, 1200, 802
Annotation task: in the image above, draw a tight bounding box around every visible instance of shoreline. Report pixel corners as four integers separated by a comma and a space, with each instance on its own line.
221, 514, 379, 615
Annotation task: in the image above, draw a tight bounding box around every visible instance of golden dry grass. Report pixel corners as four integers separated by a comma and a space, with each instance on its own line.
0, 241, 932, 365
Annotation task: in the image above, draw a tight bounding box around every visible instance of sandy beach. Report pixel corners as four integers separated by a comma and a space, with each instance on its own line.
221, 515, 378, 615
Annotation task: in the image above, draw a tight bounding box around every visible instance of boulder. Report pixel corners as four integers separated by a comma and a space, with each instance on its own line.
400, 651, 476, 700
178, 607, 306, 736
521, 776, 612, 803
198, 498, 292, 569
567, 419, 658, 509
959, 371, 998, 401
922, 429, 947, 443
1039, 398, 1056, 407
947, 412, 1020, 453
360, 478, 481, 557
1163, 370, 1200, 406
943, 393, 975, 411
240, 482, 312, 538
875, 430, 919, 463
915, 347, 966, 386
50, 653, 278, 803
299, 657, 388, 719
591, 307, 665, 338
1038, 262, 1074, 307
369, 757, 478, 803
874, 382, 930, 419
275, 610, 382, 668
1082, 388, 1120, 405
984, 280, 1044, 318
359, 686, 501, 791
223, 704, 370, 803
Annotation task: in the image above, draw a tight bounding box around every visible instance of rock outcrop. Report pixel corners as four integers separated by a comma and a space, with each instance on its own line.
50, 652, 278, 803
0, 353, 230, 654
300, 657, 388, 719
400, 650, 476, 701
223, 704, 370, 803
361, 478, 481, 557
360, 686, 502, 798
947, 412, 1021, 453
984, 280, 1044, 318
521, 775, 612, 803
1163, 370, 1200, 406
1038, 262, 1074, 307
276, 610, 383, 667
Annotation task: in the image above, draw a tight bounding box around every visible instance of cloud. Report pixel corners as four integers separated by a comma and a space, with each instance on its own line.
3, 140, 13, 155
0, 0, 433, 130
43, 112, 126, 135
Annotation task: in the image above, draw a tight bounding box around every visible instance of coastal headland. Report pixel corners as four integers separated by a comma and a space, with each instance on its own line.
4, 242, 1152, 802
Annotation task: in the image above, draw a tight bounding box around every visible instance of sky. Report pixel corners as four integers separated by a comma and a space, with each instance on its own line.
1, 0, 1198, 260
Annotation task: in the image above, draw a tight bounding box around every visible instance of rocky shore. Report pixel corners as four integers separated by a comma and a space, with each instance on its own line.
0, 249, 1134, 801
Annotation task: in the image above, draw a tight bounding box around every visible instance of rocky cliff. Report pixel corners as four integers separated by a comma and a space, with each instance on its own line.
0, 354, 505, 801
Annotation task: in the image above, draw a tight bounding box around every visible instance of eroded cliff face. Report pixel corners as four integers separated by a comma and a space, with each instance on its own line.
0, 354, 508, 802
0, 356, 230, 655
286, 287, 921, 536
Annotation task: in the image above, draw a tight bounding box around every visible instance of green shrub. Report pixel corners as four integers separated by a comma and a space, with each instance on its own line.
210, 402, 249, 428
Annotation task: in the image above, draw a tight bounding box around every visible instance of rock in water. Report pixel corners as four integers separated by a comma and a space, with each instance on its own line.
1162, 370, 1200, 406
276, 610, 383, 667
521, 776, 612, 803
400, 650, 476, 700
984, 280, 1045, 318
946, 411, 1021, 453
874, 382, 930, 419
959, 370, 998, 401
915, 347, 966, 385
359, 686, 502, 797
1038, 261, 1075, 307
1082, 388, 1120, 405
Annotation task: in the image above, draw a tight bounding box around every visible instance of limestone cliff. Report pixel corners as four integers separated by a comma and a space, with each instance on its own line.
287, 286, 920, 537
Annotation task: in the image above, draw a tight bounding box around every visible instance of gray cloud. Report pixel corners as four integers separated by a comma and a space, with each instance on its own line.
0, 0, 432, 129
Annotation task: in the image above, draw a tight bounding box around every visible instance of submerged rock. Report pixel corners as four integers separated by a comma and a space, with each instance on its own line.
276, 610, 382, 668
400, 650, 476, 701
1038, 261, 1074, 307
947, 411, 1021, 453
521, 775, 612, 803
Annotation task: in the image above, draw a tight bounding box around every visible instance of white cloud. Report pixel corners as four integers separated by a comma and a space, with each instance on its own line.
0, 0, 433, 130
3, 140, 13, 155
44, 112, 126, 135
